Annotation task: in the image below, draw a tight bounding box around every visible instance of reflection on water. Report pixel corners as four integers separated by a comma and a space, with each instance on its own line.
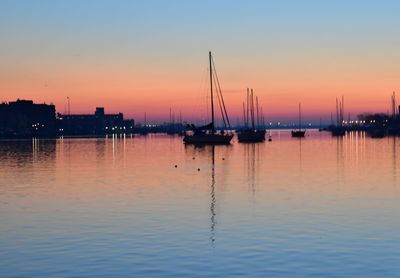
210, 146, 216, 246
1, 131, 400, 277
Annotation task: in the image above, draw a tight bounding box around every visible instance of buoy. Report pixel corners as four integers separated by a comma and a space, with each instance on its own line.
174, 165, 178, 168
192, 157, 195, 160
222, 158, 225, 160
197, 168, 200, 171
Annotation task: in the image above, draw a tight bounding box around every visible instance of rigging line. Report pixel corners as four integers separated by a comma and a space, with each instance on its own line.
251, 89, 255, 129
213, 72, 228, 128
212, 59, 230, 129
256, 96, 260, 129
211, 56, 231, 129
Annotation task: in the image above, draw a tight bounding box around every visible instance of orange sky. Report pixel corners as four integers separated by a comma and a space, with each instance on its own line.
1, 1, 400, 124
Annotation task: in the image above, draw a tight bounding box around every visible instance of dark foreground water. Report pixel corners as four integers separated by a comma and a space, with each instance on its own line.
1, 131, 400, 277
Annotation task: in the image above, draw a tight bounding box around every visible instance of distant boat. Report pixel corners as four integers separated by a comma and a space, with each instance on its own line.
368, 128, 386, 138
237, 88, 265, 143
183, 52, 233, 145
331, 126, 346, 136
291, 103, 306, 138
166, 109, 183, 135
318, 117, 324, 132
140, 112, 149, 135
329, 97, 346, 136
237, 129, 265, 143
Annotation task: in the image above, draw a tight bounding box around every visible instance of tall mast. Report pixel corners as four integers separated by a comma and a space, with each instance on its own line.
260, 107, 264, 129
299, 103, 301, 131
342, 95, 344, 124
243, 102, 246, 128
246, 88, 250, 128
256, 96, 259, 129
67, 96, 70, 115
336, 98, 339, 126
251, 89, 255, 129
209, 51, 215, 134
392, 91, 396, 118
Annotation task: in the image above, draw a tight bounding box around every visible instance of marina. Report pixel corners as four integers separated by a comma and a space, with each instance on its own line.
2, 1, 400, 276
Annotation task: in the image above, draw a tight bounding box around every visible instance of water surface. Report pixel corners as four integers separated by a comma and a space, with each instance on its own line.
1, 131, 399, 277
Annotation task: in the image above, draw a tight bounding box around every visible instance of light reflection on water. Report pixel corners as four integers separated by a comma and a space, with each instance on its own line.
1, 131, 400, 277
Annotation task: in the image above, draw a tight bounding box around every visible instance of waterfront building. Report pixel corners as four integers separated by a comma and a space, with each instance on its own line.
58, 107, 134, 136
0, 99, 56, 137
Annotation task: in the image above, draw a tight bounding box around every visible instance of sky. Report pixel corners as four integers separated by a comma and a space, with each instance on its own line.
1, 0, 400, 124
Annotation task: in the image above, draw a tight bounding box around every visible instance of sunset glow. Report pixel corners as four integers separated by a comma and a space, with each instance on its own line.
1, 0, 399, 123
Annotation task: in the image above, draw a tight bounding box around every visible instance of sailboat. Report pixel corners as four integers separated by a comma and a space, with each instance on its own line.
140, 112, 149, 135
183, 52, 233, 145
237, 88, 266, 143
291, 103, 306, 137
330, 97, 345, 136
166, 108, 177, 135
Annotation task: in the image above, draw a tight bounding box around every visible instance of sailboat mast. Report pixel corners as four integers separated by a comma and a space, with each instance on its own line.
336, 98, 339, 126
247, 88, 250, 128
209, 51, 215, 134
342, 95, 344, 124
243, 102, 246, 128
251, 89, 255, 129
260, 107, 264, 129
299, 103, 301, 131
256, 96, 259, 129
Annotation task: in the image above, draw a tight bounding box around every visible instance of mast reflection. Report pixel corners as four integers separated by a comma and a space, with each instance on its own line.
243, 143, 260, 197
210, 145, 216, 245
184, 143, 232, 246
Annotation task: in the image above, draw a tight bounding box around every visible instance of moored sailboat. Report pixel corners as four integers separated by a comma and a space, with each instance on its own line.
183, 52, 233, 145
237, 88, 266, 143
291, 103, 306, 137
329, 96, 346, 136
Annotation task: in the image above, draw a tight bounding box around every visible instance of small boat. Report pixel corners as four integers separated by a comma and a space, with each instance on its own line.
291, 103, 305, 138
238, 129, 266, 143
237, 88, 266, 143
318, 117, 324, 132
166, 109, 183, 135
331, 126, 345, 136
139, 112, 149, 135
183, 52, 233, 145
329, 97, 345, 136
291, 130, 305, 137
183, 131, 233, 144
368, 128, 386, 138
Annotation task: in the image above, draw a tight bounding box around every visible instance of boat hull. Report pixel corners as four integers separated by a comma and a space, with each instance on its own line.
237, 130, 266, 143
183, 134, 233, 145
367, 129, 386, 138
291, 130, 306, 138
331, 127, 346, 136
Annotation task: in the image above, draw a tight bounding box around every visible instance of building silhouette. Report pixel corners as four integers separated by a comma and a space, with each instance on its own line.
0, 99, 56, 138
0, 100, 135, 138
58, 107, 134, 136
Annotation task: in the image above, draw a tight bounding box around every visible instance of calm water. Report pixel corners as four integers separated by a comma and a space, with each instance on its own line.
1, 131, 400, 277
